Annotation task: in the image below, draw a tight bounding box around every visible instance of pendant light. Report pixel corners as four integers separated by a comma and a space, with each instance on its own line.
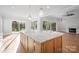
27, 5, 32, 20
39, 7, 44, 17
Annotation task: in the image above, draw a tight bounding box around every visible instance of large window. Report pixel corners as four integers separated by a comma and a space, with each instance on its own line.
12, 21, 25, 32
31, 21, 37, 30
20, 22, 25, 31
43, 21, 56, 31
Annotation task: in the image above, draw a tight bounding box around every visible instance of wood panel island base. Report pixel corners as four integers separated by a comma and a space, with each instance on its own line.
34, 36, 62, 53
19, 32, 64, 53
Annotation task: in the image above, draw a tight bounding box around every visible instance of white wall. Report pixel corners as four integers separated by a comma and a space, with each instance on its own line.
3, 17, 12, 36
0, 16, 2, 33
61, 16, 79, 34
0, 16, 3, 39
25, 20, 31, 32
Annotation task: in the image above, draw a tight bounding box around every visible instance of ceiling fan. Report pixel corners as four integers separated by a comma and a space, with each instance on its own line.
64, 11, 75, 16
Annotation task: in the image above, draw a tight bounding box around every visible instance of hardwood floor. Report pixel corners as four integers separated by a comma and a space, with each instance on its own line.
0, 33, 20, 53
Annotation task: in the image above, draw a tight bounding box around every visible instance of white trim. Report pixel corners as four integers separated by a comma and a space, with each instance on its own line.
3, 32, 12, 37
0, 33, 3, 39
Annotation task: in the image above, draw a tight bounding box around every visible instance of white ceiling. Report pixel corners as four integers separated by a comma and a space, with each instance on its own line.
0, 5, 78, 18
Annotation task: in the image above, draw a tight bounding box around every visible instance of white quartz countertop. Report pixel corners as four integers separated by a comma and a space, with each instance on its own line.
26, 31, 64, 43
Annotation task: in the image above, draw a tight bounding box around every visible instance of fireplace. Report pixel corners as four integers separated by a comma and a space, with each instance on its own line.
69, 28, 76, 33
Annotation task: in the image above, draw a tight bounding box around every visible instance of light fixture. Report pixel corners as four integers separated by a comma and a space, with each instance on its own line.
27, 5, 32, 20
28, 15, 32, 20
39, 7, 44, 17
11, 6, 15, 9
46, 5, 50, 9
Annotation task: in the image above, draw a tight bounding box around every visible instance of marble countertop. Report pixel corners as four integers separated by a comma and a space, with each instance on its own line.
26, 31, 64, 43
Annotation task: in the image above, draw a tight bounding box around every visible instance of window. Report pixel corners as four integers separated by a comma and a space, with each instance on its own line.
12, 21, 25, 32
43, 21, 47, 30
12, 21, 19, 31
43, 21, 56, 31
50, 23, 56, 31
31, 21, 37, 30
20, 22, 25, 31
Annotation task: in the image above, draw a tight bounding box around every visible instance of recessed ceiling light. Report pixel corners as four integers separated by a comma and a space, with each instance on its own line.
46, 6, 50, 9
11, 6, 15, 9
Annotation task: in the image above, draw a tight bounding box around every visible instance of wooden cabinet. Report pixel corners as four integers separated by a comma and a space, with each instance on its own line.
20, 33, 62, 53
20, 33, 28, 52
62, 33, 79, 53
41, 39, 54, 53
34, 41, 41, 53
17, 33, 28, 53
27, 37, 34, 52
54, 37, 62, 53
34, 36, 62, 53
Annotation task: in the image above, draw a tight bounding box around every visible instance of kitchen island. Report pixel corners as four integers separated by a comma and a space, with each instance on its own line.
20, 31, 64, 53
